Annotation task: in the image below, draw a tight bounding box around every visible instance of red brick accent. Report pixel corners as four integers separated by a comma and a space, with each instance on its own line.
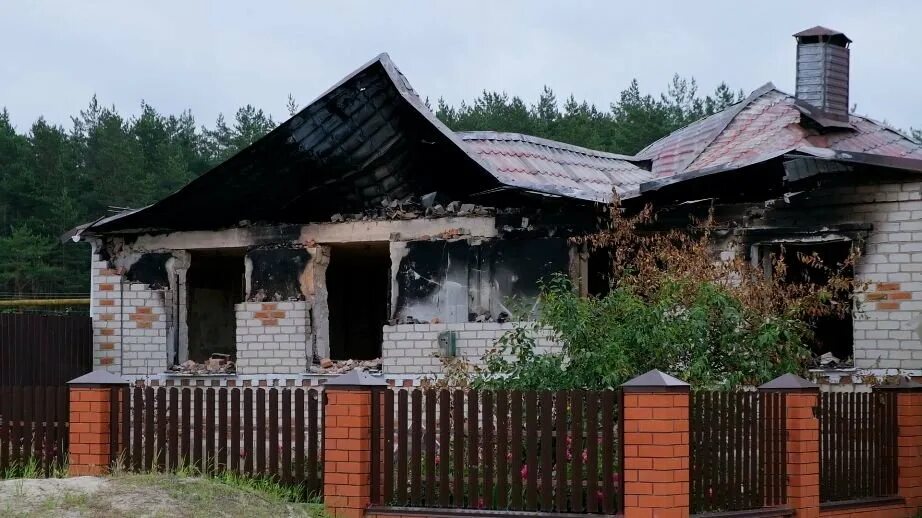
98, 283, 114, 291
100, 342, 115, 350
324, 388, 374, 518
99, 299, 115, 306
100, 328, 114, 336
137, 321, 152, 329
878, 302, 902, 311
68, 387, 113, 476
136, 306, 153, 314
878, 282, 901, 291
261, 303, 278, 310
260, 318, 279, 326
897, 391, 922, 511
99, 357, 114, 365
99, 313, 115, 321
784, 392, 821, 518
623, 391, 690, 518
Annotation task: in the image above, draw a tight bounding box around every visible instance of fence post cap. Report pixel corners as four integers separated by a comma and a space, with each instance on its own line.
323, 369, 389, 388
67, 370, 130, 386
873, 376, 922, 391
757, 373, 818, 392
621, 369, 690, 392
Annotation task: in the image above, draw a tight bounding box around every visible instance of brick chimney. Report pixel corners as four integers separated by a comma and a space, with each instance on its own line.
794, 26, 851, 122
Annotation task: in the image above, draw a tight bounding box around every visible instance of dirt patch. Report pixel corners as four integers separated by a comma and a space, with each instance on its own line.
0, 474, 326, 518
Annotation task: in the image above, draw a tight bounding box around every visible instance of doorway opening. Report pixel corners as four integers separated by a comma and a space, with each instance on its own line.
186, 250, 245, 362
326, 243, 390, 360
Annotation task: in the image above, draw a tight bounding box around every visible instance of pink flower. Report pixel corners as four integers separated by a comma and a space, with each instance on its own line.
566, 449, 572, 461
520, 464, 528, 479
477, 498, 485, 509
240, 448, 247, 458
506, 452, 513, 461
565, 435, 572, 446
434, 455, 440, 465
581, 449, 588, 462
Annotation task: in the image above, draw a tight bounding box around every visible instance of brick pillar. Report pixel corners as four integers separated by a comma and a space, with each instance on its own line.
322, 370, 388, 518
621, 369, 691, 518
878, 379, 922, 511
67, 370, 129, 476
759, 373, 820, 518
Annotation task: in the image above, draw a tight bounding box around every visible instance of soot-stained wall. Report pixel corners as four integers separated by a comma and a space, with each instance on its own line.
246, 248, 310, 301
393, 238, 569, 323
125, 252, 172, 288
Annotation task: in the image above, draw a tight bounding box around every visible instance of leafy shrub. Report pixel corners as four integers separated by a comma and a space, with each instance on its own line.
466, 200, 860, 390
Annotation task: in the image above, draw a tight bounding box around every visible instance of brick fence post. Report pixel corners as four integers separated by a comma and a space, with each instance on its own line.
621, 369, 691, 518
322, 370, 388, 518
877, 378, 922, 512
67, 370, 128, 476
759, 373, 820, 518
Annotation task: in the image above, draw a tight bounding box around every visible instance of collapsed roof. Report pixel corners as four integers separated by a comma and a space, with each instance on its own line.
83, 51, 922, 236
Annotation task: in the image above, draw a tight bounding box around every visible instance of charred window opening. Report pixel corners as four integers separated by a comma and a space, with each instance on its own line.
758, 240, 854, 364
187, 250, 245, 362
587, 247, 613, 298
327, 243, 390, 361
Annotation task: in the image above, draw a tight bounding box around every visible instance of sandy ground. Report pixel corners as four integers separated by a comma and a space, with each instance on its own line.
0, 474, 326, 517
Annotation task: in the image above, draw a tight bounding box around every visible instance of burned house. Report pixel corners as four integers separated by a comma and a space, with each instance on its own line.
73, 26, 922, 386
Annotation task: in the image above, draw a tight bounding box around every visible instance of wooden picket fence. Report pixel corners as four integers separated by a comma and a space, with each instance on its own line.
372, 388, 622, 514
0, 386, 69, 475
111, 386, 322, 495
690, 391, 787, 514
819, 391, 899, 502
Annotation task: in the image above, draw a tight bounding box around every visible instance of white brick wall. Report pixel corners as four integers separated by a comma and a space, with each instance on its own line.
736, 180, 922, 373
90, 253, 171, 375
381, 322, 561, 375
235, 301, 310, 374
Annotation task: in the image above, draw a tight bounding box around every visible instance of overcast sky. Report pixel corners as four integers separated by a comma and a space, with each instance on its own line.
3, 1, 920, 134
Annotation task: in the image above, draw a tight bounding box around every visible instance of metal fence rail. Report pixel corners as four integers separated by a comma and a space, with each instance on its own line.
373, 388, 622, 514
690, 391, 787, 514
112, 386, 323, 496
0, 313, 92, 387
819, 391, 898, 502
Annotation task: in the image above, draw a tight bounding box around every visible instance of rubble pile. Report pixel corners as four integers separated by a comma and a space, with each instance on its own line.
168, 353, 235, 375
389, 310, 510, 326
308, 357, 382, 374
330, 192, 495, 223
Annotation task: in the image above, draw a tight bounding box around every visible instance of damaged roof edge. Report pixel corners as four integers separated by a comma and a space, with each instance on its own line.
641, 145, 922, 195
636, 82, 777, 163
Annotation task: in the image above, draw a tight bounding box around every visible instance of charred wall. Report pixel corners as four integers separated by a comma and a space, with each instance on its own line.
245, 247, 310, 301
392, 237, 569, 323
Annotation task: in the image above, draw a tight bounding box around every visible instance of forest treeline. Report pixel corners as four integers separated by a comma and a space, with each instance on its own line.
1, 75, 914, 295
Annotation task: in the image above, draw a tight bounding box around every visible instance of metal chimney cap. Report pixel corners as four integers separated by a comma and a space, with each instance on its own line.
793, 26, 851, 45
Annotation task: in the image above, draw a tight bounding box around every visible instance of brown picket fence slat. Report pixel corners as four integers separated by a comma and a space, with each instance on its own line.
379, 388, 622, 514
112, 386, 322, 496
819, 390, 899, 502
